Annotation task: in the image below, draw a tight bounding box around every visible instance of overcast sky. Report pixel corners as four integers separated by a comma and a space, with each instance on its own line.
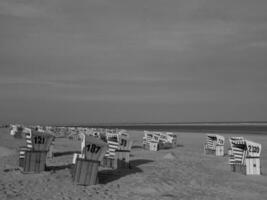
1, 0, 267, 125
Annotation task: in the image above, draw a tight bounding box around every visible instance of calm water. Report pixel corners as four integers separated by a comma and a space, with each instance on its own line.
84, 123, 267, 134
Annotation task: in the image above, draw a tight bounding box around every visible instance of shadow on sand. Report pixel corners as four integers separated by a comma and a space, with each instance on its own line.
131, 145, 144, 149
46, 163, 74, 172
45, 158, 154, 184
53, 151, 81, 157
98, 159, 153, 184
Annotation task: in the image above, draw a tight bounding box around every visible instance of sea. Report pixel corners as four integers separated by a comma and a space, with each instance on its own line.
82, 122, 267, 135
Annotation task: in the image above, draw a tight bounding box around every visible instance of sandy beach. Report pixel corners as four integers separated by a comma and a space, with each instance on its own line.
1, 0, 267, 199
0, 128, 267, 200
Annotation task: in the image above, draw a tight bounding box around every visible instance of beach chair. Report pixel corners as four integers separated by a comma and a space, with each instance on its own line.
166, 132, 178, 148
72, 135, 107, 186
158, 132, 174, 150
100, 130, 119, 169
10, 125, 25, 138
204, 134, 225, 156
143, 131, 154, 149
143, 131, 158, 150
100, 129, 132, 169
143, 131, 177, 151
229, 137, 261, 175
116, 130, 132, 168
19, 130, 55, 173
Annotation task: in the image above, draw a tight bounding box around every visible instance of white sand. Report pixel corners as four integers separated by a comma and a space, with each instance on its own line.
0, 128, 267, 200
0, 146, 15, 157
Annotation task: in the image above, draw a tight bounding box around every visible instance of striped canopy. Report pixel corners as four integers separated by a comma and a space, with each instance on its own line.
144, 131, 176, 145
205, 134, 225, 149
229, 137, 246, 164
105, 131, 119, 158
105, 129, 131, 158
229, 137, 261, 165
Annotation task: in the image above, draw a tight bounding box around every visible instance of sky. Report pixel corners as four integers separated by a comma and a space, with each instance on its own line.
1, 0, 267, 125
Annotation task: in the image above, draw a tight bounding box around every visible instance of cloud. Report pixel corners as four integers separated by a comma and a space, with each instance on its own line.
1, 0, 267, 123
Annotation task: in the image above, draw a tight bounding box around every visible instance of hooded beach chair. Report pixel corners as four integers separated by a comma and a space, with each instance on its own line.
19, 129, 55, 173
204, 134, 225, 156
72, 135, 108, 186
229, 137, 261, 175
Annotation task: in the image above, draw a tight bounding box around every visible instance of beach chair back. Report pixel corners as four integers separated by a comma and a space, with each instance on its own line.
30, 131, 55, 151
106, 132, 119, 158
244, 140, 261, 175
83, 135, 108, 161
245, 140, 261, 158
73, 135, 107, 186
118, 130, 130, 150
143, 131, 153, 144
216, 135, 225, 146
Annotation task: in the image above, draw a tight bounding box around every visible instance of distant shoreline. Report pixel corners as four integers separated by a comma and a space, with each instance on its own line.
4, 121, 267, 127
48, 121, 267, 127
82, 124, 267, 134
71, 122, 267, 134
2, 122, 267, 134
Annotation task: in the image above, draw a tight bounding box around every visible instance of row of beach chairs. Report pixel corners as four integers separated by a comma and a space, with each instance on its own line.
73, 128, 132, 170
16, 128, 132, 186
204, 134, 262, 175
14, 126, 263, 188
143, 131, 177, 151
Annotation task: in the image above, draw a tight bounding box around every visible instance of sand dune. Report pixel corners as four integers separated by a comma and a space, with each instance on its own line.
0, 128, 267, 200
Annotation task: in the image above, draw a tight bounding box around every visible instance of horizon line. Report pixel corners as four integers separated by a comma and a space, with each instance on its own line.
9, 120, 267, 127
